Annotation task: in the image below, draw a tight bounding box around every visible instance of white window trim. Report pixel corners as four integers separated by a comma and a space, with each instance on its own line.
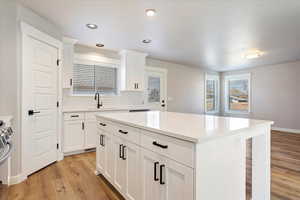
224, 73, 251, 114
205, 73, 220, 114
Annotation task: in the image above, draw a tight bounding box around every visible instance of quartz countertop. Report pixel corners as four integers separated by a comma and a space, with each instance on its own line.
63, 105, 151, 113
96, 111, 273, 143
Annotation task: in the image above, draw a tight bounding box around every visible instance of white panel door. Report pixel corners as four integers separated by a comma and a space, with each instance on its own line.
160, 159, 194, 200
145, 70, 167, 111
63, 120, 85, 152
96, 132, 105, 174
140, 149, 161, 200
113, 137, 126, 194
124, 142, 141, 200
85, 120, 97, 148
104, 132, 115, 183
23, 37, 59, 175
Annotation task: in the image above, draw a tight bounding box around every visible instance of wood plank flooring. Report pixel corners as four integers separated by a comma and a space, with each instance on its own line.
0, 130, 299, 200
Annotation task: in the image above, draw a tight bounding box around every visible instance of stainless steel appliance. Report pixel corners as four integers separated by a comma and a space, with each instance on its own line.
0, 120, 13, 165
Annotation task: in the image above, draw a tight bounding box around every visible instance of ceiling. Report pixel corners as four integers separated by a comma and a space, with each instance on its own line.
21, 0, 300, 71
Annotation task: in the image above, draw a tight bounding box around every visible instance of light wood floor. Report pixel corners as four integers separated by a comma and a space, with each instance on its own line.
0, 130, 299, 200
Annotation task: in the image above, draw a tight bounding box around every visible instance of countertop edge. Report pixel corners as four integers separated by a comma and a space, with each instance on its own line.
96, 115, 273, 144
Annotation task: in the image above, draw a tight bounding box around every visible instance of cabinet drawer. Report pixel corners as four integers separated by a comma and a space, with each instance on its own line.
141, 130, 194, 168
64, 112, 85, 121
115, 123, 140, 145
97, 119, 117, 133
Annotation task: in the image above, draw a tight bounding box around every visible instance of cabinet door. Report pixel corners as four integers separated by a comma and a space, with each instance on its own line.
85, 120, 97, 148
160, 159, 194, 200
63, 120, 85, 152
124, 142, 141, 200
113, 137, 126, 194
96, 132, 105, 174
104, 132, 115, 183
140, 149, 161, 200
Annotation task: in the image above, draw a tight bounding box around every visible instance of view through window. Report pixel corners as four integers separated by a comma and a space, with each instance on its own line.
205, 74, 219, 113
225, 74, 250, 113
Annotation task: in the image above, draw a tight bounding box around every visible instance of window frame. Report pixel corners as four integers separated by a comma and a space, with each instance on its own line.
72, 57, 119, 97
224, 73, 251, 114
205, 73, 220, 114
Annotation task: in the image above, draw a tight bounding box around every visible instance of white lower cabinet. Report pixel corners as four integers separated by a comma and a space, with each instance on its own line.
63, 112, 98, 153
64, 120, 85, 152
96, 122, 194, 200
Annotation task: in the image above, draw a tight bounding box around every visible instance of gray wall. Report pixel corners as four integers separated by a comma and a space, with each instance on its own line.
221, 61, 300, 130
74, 44, 209, 114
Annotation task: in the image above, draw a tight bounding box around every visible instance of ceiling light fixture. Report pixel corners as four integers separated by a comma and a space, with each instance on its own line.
244, 50, 263, 59
86, 24, 98, 29
146, 9, 157, 17
142, 39, 152, 44
96, 43, 104, 47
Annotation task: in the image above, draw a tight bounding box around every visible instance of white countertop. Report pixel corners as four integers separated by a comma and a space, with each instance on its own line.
63, 105, 150, 113
96, 111, 273, 143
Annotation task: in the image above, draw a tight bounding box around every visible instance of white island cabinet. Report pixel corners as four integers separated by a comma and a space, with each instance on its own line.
95, 111, 273, 200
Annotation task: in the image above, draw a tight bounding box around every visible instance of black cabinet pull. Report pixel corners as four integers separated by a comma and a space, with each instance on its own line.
137, 83, 139, 89
71, 115, 79, 118
119, 130, 128, 135
82, 122, 85, 130
100, 135, 105, 146
122, 145, 126, 160
153, 141, 168, 149
119, 144, 123, 158
160, 164, 165, 185
154, 162, 159, 181
99, 123, 107, 127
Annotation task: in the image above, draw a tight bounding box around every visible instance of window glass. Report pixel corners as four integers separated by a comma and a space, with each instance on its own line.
73, 64, 94, 94
148, 76, 160, 103
206, 79, 216, 112
228, 79, 249, 111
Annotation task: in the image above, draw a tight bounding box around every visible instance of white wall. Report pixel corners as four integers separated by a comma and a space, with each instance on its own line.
0, 0, 20, 178
0, 1, 63, 177
221, 61, 300, 130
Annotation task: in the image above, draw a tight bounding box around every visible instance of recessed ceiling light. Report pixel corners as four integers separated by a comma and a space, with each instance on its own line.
142, 39, 152, 44
96, 43, 104, 47
146, 9, 156, 17
244, 50, 263, 59
86, 24, 98, 29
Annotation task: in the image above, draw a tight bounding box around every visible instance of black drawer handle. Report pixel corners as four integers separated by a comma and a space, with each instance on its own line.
71, 115, 79, 118
160, 164, 165, 185
119, 144, 123, 158
119, 130, 128, 134
99, 123, 107, 127
122, 145, 126, 160
153, 141, 168, 149
154, 162, 159, 181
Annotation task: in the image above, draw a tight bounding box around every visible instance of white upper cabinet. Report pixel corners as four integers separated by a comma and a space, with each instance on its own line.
62, 37, 77, 89
119, 50, 147, 91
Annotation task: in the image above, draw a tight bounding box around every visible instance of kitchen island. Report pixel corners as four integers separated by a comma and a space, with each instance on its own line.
95, 111, 273, 200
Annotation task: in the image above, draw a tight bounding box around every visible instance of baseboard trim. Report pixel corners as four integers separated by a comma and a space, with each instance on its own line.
9, 173, 27, 185
272, 127, 300, 134
64, 148, 96, 157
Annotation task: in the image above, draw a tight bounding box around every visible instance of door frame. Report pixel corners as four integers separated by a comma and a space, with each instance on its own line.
145, 66, 168, 111
20, 22, 63, 179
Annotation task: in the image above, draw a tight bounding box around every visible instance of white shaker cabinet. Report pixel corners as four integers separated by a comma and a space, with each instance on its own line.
119, 50, 147, 91
63, 120, 85, 152
62, 37, 77, 89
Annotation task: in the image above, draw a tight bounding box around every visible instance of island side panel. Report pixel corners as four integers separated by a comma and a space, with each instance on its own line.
195, 137, 246, 200
252, 126, 271, 200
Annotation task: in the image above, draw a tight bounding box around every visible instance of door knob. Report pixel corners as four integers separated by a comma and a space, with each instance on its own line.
28, 110, 41, 116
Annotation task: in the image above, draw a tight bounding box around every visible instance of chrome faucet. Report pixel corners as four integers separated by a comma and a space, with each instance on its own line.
94, 91, 103, 109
